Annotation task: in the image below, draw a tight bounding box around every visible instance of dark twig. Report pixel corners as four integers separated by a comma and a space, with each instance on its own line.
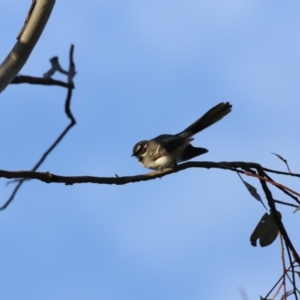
286, 248, 298, 300
280, 234, 287, 298
11, 75, 73, 88
264, 173, 300, 204
264, 273, 285, 299
256, 168, 300, 265
0, 161, 258, 186
0, 161, 295, 188
1, 45, 76, 210
263, 167, 300, 178
273, 199, 298, 208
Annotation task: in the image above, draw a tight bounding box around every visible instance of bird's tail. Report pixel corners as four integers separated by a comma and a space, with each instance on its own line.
177, 102, 232, 137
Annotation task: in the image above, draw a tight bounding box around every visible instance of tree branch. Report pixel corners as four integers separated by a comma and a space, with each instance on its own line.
0, 0, 56, 92
2, 45, 76, 210
11, 75, 72, 88
0, 160, 295, 186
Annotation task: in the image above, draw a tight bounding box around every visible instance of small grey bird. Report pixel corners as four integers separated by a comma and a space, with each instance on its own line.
132, 102, 232, 170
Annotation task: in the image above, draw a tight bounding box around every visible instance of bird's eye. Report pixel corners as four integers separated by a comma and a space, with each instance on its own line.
133, 142, 147, 156
138, 143, 147, 154
141, 143, 147, 154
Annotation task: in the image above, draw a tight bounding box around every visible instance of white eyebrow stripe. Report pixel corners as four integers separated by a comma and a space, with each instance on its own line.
155, 144, 160, 154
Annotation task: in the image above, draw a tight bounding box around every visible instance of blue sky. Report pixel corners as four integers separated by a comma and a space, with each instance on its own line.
1, 1, 300, 299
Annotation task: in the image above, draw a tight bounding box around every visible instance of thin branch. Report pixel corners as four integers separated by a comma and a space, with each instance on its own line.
273, 200, 298, 208
256, 167, 300, 265
280, 233, 287, 298
264, 173, 300, 204
1, 45, 76, 210
0, 161, 291, 186
286, 249, 299, 300
241, 168, 300, 205
264, 273, 285, 299
263, 167, 300, 178
244, 171, 300, 198
11, 75, 73, 88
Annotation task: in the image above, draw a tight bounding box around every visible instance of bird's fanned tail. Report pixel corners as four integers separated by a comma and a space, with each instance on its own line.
177, 102, 232, 137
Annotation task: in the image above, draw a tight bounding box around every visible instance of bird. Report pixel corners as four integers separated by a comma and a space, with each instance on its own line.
132, 102, 232, 170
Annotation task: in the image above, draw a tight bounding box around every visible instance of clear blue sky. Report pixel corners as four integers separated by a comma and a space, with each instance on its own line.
1, 1, 300, 299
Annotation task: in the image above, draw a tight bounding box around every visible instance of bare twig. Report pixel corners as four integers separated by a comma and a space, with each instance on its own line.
256, 167, 300, 265
263, 167, 300, 178
264, 173, 300, 204
280, 234, 287, 299
11, 75, 73, 88
1, 45, 76, 210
